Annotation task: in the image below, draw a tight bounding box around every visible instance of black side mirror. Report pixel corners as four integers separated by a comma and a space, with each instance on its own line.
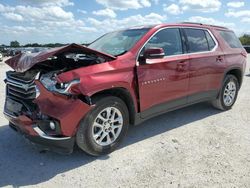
144, 47, 165, 59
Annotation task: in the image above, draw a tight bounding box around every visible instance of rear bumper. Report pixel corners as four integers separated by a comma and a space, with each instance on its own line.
5, 112, 75, 154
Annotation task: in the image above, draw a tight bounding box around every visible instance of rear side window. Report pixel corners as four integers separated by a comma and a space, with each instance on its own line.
205, 31, 216, 50
220, 31, 243, 48
184, 28, 209, 53
144, 28, 183, 56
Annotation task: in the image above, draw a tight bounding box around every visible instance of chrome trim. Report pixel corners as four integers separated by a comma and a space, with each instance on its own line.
33, 126, 72, 140
8, 85, 35, 94
7, 90, 35, 99
7, 74, 35, 84
6, 76, 36, 99
3, 111, 18, 119
35, 72, 41, 80
136, 26, 219, 66
6, 78, 35, 89
60, 79, 80, 94
4, 110, 71, 141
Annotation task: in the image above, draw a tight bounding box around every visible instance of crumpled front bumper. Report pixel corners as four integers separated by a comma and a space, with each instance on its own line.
5, 116, 75, 154
4, 80, 93, 153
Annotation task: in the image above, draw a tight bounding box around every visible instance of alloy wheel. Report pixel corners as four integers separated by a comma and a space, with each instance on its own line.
92, 107, 123, 146
223, 81, 236, 106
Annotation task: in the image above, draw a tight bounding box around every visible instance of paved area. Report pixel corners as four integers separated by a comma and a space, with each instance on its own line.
0, 56, 250, 188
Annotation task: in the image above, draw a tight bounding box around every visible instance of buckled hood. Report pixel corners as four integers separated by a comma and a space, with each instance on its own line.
5, 43, 116, 72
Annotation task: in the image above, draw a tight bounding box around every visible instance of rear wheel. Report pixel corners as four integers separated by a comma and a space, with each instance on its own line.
76, 96, 129, 156
212, 74, 239, 110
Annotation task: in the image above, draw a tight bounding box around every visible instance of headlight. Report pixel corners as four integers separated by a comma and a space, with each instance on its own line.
40, 72, 80, 95
54, 79, 80, 94
40, 74, 57, 91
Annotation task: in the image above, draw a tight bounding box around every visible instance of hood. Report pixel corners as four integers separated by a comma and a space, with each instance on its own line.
5, 43, 116, 72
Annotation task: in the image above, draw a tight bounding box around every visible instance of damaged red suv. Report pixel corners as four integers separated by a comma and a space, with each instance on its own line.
4, 23, 247, 156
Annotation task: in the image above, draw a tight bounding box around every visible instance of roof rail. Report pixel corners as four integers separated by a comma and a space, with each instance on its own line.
207, 24, 228, 29
180, 22, 228, 29
180, 22, 203, 25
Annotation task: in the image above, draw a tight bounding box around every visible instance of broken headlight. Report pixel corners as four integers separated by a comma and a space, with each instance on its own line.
40, 72, 80, 95
54, 79, 80, 94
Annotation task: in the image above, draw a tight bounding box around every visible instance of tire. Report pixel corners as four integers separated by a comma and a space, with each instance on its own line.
212, 74, 239, 111
76, 96, 129, 156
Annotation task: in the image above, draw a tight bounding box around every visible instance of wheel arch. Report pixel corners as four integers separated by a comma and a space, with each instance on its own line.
224, 68, 243, 88
89, 87, 137, 125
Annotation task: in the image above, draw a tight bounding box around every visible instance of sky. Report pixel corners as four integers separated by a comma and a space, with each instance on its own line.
0, 0, 249, 45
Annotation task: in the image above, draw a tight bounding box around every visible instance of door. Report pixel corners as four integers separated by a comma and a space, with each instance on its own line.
182, 28, 226, 102
136, 28, 190, 118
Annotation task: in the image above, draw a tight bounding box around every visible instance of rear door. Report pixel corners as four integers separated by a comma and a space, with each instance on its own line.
183, 28, 226, 102
136, 28, 190, 118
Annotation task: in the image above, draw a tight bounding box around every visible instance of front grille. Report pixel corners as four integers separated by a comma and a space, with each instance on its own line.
5, 71, 39, 117
6, 72, 36, 100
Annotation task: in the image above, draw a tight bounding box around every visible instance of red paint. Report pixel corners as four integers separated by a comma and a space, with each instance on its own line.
34, 81, 92, 136
137, 54, 190, 110
5, 115, 36, 136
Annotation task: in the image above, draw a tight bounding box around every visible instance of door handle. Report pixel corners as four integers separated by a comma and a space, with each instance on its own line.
177, 61, 188, 71
216, 56, 223, 62
177, 61, 188, 66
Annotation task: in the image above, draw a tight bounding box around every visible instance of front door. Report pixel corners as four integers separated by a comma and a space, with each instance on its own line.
136, 28, 190, 118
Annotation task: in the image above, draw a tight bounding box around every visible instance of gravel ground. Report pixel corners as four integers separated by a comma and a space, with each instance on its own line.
0, 56, 250, 188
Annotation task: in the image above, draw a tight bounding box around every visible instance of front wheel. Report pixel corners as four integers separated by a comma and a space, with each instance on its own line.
212, 74, 239, 111
76, 96, 129, 156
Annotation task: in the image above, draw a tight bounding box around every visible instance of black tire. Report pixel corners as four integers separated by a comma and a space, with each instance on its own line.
76, 96, 129, 156
212, 74, 239, 111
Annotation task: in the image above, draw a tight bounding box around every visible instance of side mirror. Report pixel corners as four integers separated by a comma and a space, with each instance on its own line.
144, 47, 165, 59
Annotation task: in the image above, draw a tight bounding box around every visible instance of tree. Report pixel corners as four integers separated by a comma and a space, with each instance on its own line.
239, 34, 250, 45
10, 40, 20, 47
23, 43, 41, 47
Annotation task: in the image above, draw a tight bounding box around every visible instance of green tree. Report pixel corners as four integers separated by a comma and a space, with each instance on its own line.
239, 34, 250, 45
10, 40, 20, 47
23, 43, 41, 47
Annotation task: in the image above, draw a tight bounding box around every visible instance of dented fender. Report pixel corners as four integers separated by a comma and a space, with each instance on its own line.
34, 81, 94, 136
56, 58, 139, 112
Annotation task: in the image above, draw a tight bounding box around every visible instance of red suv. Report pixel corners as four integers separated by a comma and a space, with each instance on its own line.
4, 23, 247, 156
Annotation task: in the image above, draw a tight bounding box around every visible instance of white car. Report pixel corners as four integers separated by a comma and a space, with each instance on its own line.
0, 53, 3, 62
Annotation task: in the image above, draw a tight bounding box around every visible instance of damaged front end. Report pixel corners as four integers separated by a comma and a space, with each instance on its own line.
3, 44, 115, 153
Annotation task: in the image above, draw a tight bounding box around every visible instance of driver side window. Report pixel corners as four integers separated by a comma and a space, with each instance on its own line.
143, 28, 183, 56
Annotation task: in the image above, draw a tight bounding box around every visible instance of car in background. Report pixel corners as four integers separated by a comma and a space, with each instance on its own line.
0, 53, 3, 62
243, 45, 250, 53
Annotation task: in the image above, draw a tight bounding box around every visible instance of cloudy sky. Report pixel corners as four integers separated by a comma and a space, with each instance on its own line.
0, 0, 249, 45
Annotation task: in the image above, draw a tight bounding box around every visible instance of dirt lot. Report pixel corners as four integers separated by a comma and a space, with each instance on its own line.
0, 56, 250, 188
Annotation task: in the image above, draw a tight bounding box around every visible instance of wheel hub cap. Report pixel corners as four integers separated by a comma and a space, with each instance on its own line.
92, 107, 123, 146
223, 81, 236, 106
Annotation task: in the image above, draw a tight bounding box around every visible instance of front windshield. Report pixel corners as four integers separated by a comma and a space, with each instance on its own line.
88, 28, 150, 56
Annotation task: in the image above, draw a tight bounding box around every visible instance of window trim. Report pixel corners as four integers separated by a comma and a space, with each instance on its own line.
204, 30, 216, 51
142, 28, 184, 57
136, 26, 218, 66
183, 28, 214, 53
